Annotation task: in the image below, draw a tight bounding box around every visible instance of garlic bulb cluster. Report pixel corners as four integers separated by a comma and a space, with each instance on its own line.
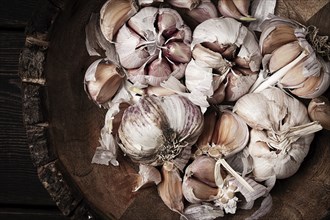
234, 87, 323, 180
115, 7, 192, 87
185, 17, 261, 104
118, 94, 204, 166
252, 15, 330, 98
83, 1, 328, 219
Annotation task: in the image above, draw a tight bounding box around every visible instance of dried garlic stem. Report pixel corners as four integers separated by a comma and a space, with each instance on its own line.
252, 51, 308, 93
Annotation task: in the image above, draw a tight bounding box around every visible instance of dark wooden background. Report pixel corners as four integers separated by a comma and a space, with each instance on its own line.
1, 0, 330, 219
0, 0, 66, 219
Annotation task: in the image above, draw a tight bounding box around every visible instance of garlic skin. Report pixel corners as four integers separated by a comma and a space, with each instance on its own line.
115, 7, 192, 87
186, 17, 260, 104
308, 96, 330, 130
84, 59, 125, 106
233, 88, 323, 179
100, 0, 138, 42
118, 95, 204, 166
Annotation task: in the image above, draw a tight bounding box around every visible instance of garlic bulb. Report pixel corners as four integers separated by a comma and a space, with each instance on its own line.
115, 7, 192, 87
186, 17, 260, 104
84, 59, 125, 106
252, 15, 330, 98
118, 95, 204, 166
233, 87, 323, 180
308, 96, 330, 130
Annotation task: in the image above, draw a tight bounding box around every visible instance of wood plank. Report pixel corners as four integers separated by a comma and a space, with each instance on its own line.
0, 206, 66, 220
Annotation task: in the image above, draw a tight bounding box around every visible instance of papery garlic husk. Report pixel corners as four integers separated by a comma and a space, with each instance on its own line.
100, 0, 138, 42
134, 164, 161, 191
158, 162, 184, 214
115, 7, 192, 87
84, 59, 125, 106
181, 203, 224, 220
218, 0, 255, 21
185, 17, 260, 105
233, 87, 323, 179
308, 96, 330, 130
182, 156, 220, 203
118, 95, 204, 166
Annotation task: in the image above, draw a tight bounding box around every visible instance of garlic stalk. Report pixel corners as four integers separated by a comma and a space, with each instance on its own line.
118, 95, 204, 166
115, 7, 192, 87
233, 87, 323, 179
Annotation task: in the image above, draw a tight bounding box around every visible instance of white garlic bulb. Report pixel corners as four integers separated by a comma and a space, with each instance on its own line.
252, 15, 330, 98
115, 7, 192, 87
233, 87, 323, 180
185, 17, 260, 104
118, 95, 204, 166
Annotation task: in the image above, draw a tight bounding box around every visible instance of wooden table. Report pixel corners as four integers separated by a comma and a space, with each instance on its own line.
1, 0, 329, 219
0, 0, 66, 219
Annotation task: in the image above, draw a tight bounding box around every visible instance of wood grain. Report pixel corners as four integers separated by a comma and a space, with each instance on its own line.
17, 0, 330, 220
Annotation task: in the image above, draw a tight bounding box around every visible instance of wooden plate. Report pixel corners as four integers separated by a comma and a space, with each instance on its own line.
19, 0, 330, 219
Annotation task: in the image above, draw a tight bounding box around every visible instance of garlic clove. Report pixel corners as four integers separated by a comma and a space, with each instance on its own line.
278, 57, 307, 87
260, 24, 296, 55
192, 44, 229, 69
218, 0, 255, 21
84, 59, 125, 105
232, 0, 251, 17
158, 8, 184, 38
208, 76, 226, 104
158, 163, 184, 214
185, 0, 218, 24
134, 164, 162, 192
185, 156, 217, 187
146, 58, 172, 86
221, 44, 237, 60
290, 58, 330, 99
308, 96, 330, 130
211, 110, 249, 158
268, 41, 303, 73
196, 109, 217, 149
100, 0, 138, 42
167, 0, 201, 10
182, 176, 219, 203
115, 24, 150, 69
138, 0, 164, 6
163, 42, 192, 63
225, 68, 257, 102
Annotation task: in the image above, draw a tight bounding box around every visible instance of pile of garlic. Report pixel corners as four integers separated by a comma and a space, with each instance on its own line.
84, 0, 330, 219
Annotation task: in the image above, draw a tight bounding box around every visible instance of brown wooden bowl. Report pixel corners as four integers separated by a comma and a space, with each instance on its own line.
19, 0, 330, 219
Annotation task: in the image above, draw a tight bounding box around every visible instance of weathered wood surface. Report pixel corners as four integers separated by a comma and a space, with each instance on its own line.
13, 0, 330, 220
0, 0, 66, 218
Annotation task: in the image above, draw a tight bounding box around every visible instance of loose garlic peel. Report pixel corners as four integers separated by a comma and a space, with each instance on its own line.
185, 17, 261, 104
234, 88, 323, 179
308, 96, 330, 130
115, 7, 192, 87
118, 95, 204, 166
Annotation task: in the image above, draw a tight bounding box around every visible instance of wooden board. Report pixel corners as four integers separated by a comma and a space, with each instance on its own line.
19, 0, 330, 219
